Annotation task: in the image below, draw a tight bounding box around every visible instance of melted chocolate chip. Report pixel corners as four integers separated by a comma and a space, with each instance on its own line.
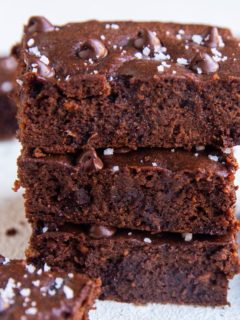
189, 52, 219, 74
77, 39, 108, 60
25, 16, 55, 34
133, 29, 161, 55
89, 225, 116, 239
27, 57, 55, 78
79, 149, 103, 172
202, 27, 221, 48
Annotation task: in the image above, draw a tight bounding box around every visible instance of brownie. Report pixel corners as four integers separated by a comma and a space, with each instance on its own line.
0, 255, 101, 319
18, 147, 238, 235
16, 17, 240, 152
0, 56, 18, 139
27, 223, 240, 306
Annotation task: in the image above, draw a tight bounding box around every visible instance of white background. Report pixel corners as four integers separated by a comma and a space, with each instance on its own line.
1, 0, 240, 54
0, 1, 240, 319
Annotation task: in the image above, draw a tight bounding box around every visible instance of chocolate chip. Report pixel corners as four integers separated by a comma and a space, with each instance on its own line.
89, 225, 116, 239
189, 52, 219, 74
202, 27, 221, 48
133, 29, 161, 55
25, 16, 55, 34
77, 39, 108, 60
79, 149, 103, 172
28, 57, 55, 78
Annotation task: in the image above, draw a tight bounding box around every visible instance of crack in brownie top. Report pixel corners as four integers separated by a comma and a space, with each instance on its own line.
20, 17, 240, 81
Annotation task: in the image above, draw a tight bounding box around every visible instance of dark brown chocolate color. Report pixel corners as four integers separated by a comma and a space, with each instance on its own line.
16, 19, 240, 151
0, 255, 100, 319
27, 224, 240, 306
0, 56, 18, 139
18, 148, 238, 235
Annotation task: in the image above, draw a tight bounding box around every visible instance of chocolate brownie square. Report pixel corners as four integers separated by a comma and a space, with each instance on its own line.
15, 17, 240, 152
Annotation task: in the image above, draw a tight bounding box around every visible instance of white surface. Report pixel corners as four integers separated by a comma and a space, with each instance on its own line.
1, 0, 240, 54
0, 140, 239, 320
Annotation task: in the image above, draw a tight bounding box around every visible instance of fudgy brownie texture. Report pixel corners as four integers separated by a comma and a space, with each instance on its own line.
27, 223, 240, 306
0, 56, 18, 139
0, 255, 101, 320
15, 17, 240, 152
18, 147, 238, 235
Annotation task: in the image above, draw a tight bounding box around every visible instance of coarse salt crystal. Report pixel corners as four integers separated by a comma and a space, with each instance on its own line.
144, 237, 152, 244
28, 46, 41, 57
16, 79, 23, 86
25, 307, 37, 315
134, 52, 142, 59
27, 38, 35, 47
68, 273, 74, 278
20, 288, 31, 297
223, 148, 231, 154
32, 280, 40, 287
112, 166, 119, 172
100, 35, 106, 40
40, 55, 49, 65
208, 155, 219, 162
111, 24, 119, 29
143, 47, 151, 56
43, 263, 51, 272
157, 65, 164, 73
25, 264, 35, 274
192, 35, 203, 45
152, 162, 157, 167
182, 233, 193, 241
3, 257, 10, 265
55, 277, 64, 289
42, 227, 48, 233
104, 148, 114, 156
63, 285, 74, 299
177, 58, 188, 65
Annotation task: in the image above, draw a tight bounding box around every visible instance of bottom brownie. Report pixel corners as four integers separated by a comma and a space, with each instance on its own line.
27, 223, 239, 306
0, 255, 101, 320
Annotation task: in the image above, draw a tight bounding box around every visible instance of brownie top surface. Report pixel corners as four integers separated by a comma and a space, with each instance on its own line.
19, 17, 240, 82
0, 56, 17, 94
0, 256, 98, 319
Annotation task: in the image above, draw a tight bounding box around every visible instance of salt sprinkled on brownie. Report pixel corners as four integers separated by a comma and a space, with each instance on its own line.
104, 148, 114, 155
208, 155, 219, 162
112, 165, 119, 172
177, 58, 188, 65
182, 233, 193, 241
144, 237, 152, 244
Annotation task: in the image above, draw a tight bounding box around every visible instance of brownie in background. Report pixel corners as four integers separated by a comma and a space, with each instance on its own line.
0, 56, 18, 139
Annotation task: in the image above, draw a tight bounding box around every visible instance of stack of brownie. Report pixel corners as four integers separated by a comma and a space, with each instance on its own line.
16, 17, 240, 306
0, 56, 18, 139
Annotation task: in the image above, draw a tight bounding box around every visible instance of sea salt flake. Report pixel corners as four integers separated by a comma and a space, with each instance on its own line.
112, 165, 119, 172
28, 46, 41, 57
40, 55, 49, 65
100, 35, 106, 40
25, 307, 37, 315
3, 257, 10, 265
32, 280, 40, 287
20, 288, 31, 297
111, 24, 119, 30
223, 148, 231, 154
208, 155, 219, 162
134, 52, 142, 59
128, 232, 132, 236
104, 148, 114, 156
192, 35, 203, 45
182, 233, 193, 241
194, 153, 199, 157
68, 273, 74, 279
63, 285, 74, 299
177, 58, 188, 65
55, 277, 64, 289
42, 226, 48, 233
27, 38, 35, 47
25, 264, 36, 274
43, 263, 51, 272
144, 237, 152, 244
143, 47, 151, 56
157, 65, 164, 73
176, 34, 182, 40
152, 162, 158, 167
196, 67, 202, 74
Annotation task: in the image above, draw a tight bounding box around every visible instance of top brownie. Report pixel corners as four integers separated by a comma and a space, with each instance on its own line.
16, 17, 240, 152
